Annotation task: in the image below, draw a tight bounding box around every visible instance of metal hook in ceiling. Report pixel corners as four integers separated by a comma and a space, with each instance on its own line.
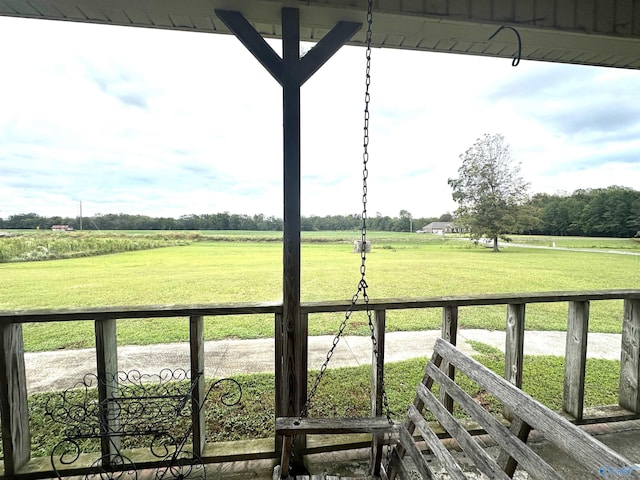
489, 25, 522, 66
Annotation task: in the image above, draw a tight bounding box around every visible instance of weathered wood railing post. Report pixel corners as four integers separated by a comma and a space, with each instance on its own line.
95, 318, 120, 462
0, 322, 30, 475
293, 312, 309, 458
505, 304, 526, 388
499, 304, 531, 474
190, 315, 206, 456
619, 298, 640, 413
440, 306, 458, 413
275, 312, 284, 454
370, 309, 386, 476
504, 303, 525, 420
564, 301, 590, 420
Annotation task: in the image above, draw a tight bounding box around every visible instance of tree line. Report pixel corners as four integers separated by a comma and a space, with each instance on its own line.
0, 211, 450, 233
3, 190, 638, 239
525, 186, 640, 238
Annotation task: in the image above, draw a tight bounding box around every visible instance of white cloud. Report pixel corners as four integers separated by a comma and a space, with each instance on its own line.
1, 16, 639, 221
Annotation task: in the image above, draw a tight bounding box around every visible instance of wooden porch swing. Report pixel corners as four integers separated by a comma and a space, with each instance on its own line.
276, 335, 639, 480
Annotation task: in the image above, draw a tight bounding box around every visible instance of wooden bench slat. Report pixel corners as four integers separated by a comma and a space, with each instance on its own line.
407, 406, 466, 480
432, 338, 635, 474
423, 363, 562, 479
276, 417, 397, 435
397, 426, 434, 480
417, 380, 512, 480
383, 352, 445, 480
387, 338, 639, 480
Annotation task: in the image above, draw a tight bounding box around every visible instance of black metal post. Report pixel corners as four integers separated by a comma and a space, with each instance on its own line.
215, 8, 361, 465
281, 8, 305, 467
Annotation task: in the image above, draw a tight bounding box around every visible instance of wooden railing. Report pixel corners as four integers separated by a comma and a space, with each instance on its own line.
0, 289, 639, 479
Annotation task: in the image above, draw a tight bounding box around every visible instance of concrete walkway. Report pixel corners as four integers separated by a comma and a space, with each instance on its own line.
24, 329, 624, 394
503, 242, 640, 255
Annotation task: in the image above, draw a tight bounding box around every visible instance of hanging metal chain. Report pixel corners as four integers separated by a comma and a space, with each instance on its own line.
360, 0, 393, 426
299, 0, 392, 426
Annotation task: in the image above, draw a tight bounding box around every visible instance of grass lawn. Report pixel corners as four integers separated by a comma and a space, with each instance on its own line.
0, 237, 637, 351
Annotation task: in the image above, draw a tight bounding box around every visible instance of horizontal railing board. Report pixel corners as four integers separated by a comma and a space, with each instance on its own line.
574, 405, 640, 425
9, 438, 277, 480
0, 301, 283, 323
305, 432, 381, 453
302, 290, 640, 313
276, 417, 398, 435
2, 290, 639, 323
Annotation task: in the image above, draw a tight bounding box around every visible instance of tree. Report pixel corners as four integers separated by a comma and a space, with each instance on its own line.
397, 210, 413, 232
438, 212, 453, 222
6, 213, 43, 229
448, 134, 531, 252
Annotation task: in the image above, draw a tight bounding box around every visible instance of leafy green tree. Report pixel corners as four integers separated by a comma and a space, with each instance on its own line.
448, 134, 531, 251
578, 186, 640, 237
396, 210, 413, 232
629, 196, 640, 237
6, 213, 43, 229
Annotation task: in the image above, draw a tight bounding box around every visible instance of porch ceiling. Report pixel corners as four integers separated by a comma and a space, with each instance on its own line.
1, 0, 640, 69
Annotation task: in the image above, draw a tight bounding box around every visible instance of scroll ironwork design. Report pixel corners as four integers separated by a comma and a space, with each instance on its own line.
45, 369, 242, 480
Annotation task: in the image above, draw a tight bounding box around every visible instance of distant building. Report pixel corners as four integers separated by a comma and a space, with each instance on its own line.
51, 225, 74, 231
418, 222, 460, 235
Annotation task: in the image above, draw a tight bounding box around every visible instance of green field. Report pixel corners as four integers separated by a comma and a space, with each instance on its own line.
1, 231, 636, 457
1, 232, 638, 351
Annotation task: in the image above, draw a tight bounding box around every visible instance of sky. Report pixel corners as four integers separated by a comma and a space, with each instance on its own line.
1, 15, 639, 221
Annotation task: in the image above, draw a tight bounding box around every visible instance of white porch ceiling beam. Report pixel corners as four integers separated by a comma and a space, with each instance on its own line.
1, 0, 639, 69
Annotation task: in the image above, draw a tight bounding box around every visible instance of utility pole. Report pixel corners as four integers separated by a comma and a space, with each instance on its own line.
79, 201, 83, 231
